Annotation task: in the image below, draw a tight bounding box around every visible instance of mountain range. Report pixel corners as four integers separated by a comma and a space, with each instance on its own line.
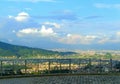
0, 41, 76, 58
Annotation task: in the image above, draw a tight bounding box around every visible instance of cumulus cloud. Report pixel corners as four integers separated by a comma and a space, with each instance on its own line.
97, 32, 120, 44
58, 34, 97, 45
18, 28, 38, 34
43, 22, 61, 28
8, 12, 30, 22
57, 33, 120, 45
17, 25, 57, 37
40, 25, 56, 36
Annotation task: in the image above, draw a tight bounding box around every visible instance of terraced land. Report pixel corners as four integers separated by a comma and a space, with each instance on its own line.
0, 75, 120, 84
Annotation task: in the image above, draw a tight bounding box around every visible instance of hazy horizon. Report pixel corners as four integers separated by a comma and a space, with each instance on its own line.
0, 0, 120, 50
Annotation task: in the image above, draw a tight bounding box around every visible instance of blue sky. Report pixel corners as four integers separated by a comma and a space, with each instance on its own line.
0, 0, 120, 50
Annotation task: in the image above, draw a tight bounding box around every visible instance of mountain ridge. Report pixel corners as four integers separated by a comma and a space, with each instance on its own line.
0, 41, 76, 58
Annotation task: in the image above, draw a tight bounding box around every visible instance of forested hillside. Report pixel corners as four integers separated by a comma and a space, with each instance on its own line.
0, 41, 76, 58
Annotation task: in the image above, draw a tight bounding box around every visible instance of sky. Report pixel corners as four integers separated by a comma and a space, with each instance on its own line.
0, 0, 120, 50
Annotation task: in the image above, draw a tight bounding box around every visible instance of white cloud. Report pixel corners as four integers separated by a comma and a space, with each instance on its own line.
113, 31, 120, 42
43, 22, 61, 28
58, 33, 120, 45
40, 25, 56, 36
17, 25, 57, 37
97, 32, 120, 44
8, 15, 13, 19
17, 28, 38, 37
18, 28, 38, 34
58, 34, 97, 44
16, 29, 120, 45
97, 37, 109, 44
15, 12, 29, 22
8, 12, 30, 22
67, 34, 72, 37
116, 32, 120, 37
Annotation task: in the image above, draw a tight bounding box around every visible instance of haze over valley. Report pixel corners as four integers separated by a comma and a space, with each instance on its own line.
0, 0, 120, 51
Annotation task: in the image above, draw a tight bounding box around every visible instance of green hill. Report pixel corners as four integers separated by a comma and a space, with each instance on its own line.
0, 41, 76, 58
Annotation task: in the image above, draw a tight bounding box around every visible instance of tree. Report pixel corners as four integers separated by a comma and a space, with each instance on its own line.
105, 53, 112, 59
